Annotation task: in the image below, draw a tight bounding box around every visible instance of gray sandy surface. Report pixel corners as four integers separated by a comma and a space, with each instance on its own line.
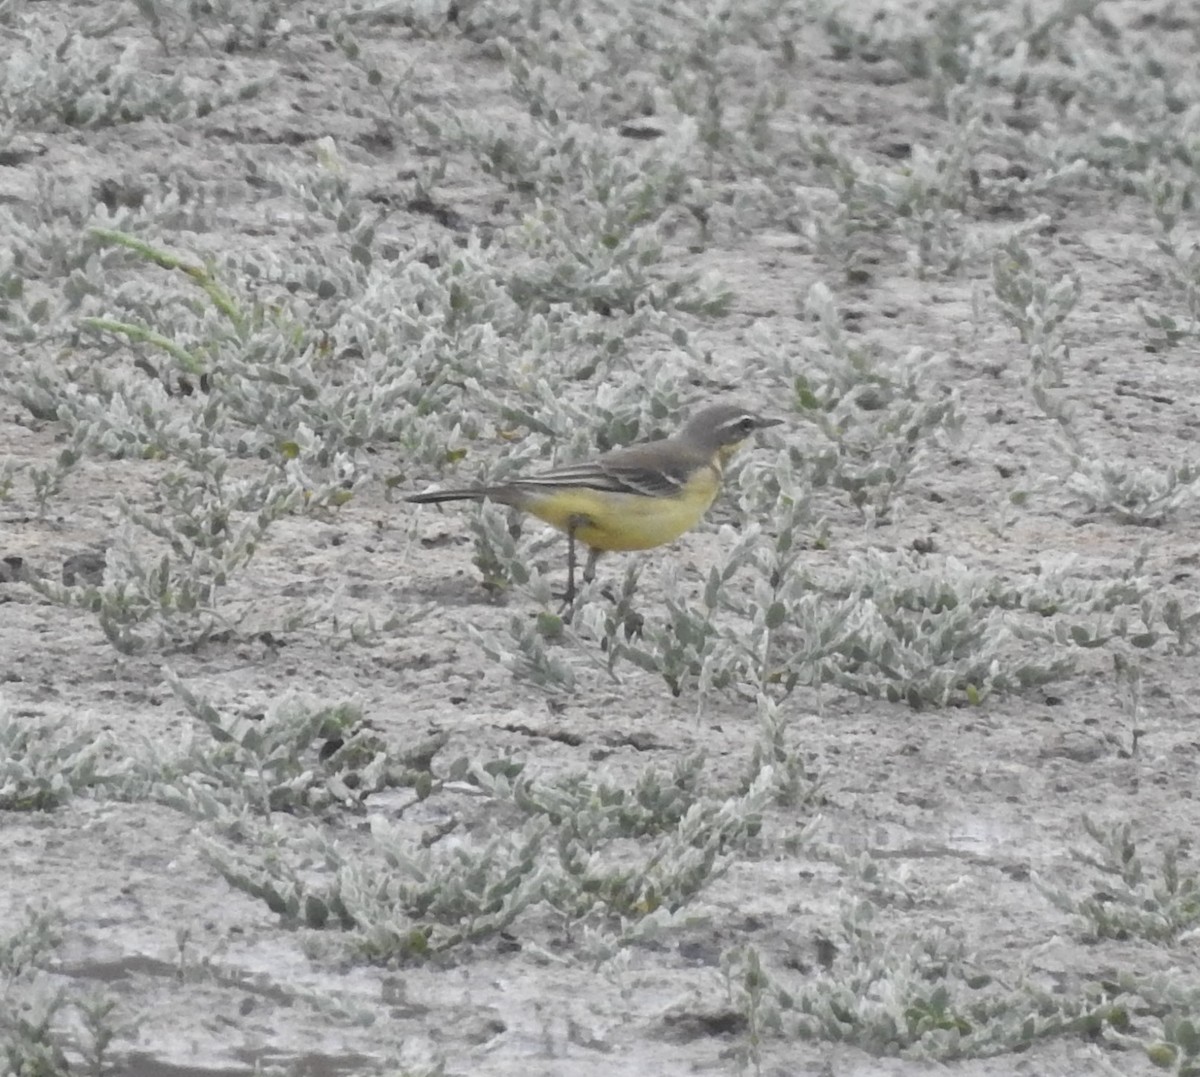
2, 1, 1199, 1075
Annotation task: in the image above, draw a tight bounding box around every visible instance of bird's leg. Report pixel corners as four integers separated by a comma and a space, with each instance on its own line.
558, 515, 587, 616
583, 548, 599, 585
566, 520, 578, 606
585, 547, 618, 604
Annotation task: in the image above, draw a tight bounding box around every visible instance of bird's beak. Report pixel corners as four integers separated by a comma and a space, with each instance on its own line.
756, 417, 784, 429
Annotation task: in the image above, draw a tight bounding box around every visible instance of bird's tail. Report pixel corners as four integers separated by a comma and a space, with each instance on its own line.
404, 486, 492, 504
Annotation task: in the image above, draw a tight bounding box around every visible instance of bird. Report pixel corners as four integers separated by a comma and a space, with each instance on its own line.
404, 403, 783, 607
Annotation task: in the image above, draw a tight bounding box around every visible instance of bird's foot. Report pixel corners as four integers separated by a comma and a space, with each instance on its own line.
552, 586, 578, 621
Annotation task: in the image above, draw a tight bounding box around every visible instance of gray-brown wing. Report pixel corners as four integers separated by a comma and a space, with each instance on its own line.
511, 443, 699, 499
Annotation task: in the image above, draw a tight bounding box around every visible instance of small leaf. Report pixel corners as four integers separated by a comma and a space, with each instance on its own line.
304, 894, 329, 928
704, 567, 721, 610
1146, 1042, 1176, 1068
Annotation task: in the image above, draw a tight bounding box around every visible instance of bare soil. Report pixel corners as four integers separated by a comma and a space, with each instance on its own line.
2, 2, 1198, 1075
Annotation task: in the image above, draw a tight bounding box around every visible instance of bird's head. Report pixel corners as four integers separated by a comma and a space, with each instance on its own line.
682, 404, 784, 463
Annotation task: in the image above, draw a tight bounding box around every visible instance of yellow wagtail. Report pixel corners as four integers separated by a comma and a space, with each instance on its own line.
405, 403, 783, 604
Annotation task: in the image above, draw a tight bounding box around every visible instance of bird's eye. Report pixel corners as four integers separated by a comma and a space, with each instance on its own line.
739, 416, 757, 434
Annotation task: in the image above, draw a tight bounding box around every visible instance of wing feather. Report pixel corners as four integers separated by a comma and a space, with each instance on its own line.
509, 449, 696, 499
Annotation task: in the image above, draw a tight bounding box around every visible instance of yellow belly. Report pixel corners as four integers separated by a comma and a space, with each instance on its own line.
519, 477, 720, 552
